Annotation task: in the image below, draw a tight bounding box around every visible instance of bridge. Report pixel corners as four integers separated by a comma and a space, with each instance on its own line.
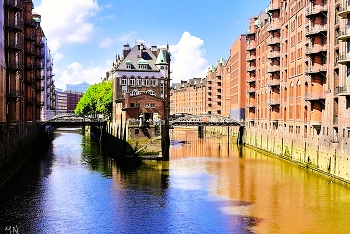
170, 114, 243, 126
41, 113, 106, 127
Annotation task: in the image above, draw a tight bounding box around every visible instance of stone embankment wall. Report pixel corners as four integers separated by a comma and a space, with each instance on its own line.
244, 128, 350, 185
0, 123, 51, 187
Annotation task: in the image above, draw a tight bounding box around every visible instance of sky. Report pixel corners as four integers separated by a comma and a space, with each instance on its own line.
32, 0, 270, 90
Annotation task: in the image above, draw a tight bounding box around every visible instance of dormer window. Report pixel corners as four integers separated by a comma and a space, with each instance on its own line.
137, 59, 148, 70
125, 60, 132, 69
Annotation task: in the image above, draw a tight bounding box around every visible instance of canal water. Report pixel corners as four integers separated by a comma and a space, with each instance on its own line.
1, 127, 350, 234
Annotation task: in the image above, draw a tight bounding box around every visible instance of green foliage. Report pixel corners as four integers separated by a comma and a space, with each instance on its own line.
75, 80, 113, 119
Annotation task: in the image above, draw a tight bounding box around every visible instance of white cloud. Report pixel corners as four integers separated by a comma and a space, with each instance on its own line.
34, 0, 100, 53
169, 32, 209, 84
99, 37, 113, 48
53, 52, 64, 63
55, 60, 112, 90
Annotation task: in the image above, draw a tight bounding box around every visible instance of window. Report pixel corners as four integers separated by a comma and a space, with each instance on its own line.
137, 77, 142, 86
144, 78, 149, 86
129, 77, 135, 86
146, 90, 155, 96
151, 79, 156, 86
121, 78, 127, 85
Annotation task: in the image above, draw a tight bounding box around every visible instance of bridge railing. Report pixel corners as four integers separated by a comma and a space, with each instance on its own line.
41, 110, 75, 121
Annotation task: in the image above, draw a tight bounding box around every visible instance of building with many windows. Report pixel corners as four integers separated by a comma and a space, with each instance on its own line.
1, 0, 55, 186
170, 78, 207, 115
169, 0, 350, 182
109, 41, 170, 138
243, 0, 350, 181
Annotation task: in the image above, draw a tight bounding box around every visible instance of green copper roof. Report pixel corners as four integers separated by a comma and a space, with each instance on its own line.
125, 59, 132, 64
137, 58, 148, 64
155, 50, 168, 65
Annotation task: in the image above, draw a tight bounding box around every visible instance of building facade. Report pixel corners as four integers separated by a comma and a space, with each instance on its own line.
34, 14, 56, 121
170, 78, 206, 115
109, 41, 170, 139
243, 0, 350, 182
170, 36, 247, 121
1, 0, 55, 186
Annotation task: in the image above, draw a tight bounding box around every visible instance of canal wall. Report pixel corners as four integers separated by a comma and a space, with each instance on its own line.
244, 128, 350, 185
108, 121, 162, 158
0, 122, 52, 187
90, 124, 141, 163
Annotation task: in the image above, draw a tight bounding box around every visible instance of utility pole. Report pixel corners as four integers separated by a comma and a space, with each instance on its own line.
161, 45, 171, 161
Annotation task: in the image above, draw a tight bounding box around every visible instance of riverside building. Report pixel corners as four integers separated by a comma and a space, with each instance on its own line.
169, 0, 350, 183
109, 41, 171, 140
244, 0, 350, 182
1, 0, 55, 186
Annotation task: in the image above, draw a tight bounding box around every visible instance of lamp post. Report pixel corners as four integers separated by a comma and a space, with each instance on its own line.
161, 47, 171, 161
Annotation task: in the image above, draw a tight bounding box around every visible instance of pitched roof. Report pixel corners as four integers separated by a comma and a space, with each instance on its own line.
116, 43, 159, 71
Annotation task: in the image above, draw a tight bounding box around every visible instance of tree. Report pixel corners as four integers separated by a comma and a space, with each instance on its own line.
75, 80, 113, 119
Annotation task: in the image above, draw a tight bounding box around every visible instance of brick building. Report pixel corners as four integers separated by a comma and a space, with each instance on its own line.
243, 0, 350, 181
1, 0, 55, 124
170, 78, 206, 115
170, 35, 247, 122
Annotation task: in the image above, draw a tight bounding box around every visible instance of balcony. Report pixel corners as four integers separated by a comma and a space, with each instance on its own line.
336, 85, 350, 96
25, 47, 36, 55
338, 27, 350, 41
24, 18, 37, 28
267, 37, 281, 46
246, 54, 256, 62
267, 21, 281, 32
267, 3, 281, 13
247, 87, 256, 94
246, 30, 255, 36
304, 65, 327, 74
266, 79, 280, 87
247, 66, 256, 73
7, 61, 24, 70
304, 92, 326, 100
338, 4, 350, 18
305, 3, 328, 18
25, 32, 36, 41
305, 24, 327, 36
267, 51, 280, 59
246, 103, 256, 108
267, 65, 280, 73
246, 41, 256, 51
4, 20, 24, 31
4, 0, 23, 10
7, 90, 24, 98
266, 99, 280, 106
246, 77, 256, 83
305, 44, 327, 55
5, 40, 23, 50
338, 53, 350, 65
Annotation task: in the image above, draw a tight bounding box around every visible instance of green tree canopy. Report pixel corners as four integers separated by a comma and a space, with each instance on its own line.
75, 80, 113, 119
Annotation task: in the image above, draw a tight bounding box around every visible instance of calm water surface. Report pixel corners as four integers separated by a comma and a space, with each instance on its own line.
1, 127, 350, 234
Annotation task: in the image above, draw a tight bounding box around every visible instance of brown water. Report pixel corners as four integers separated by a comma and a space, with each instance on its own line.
170, 127, 350, 234
0, 127, 349, 234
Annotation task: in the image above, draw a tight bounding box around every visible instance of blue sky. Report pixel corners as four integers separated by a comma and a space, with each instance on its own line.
32, 0, 269, 90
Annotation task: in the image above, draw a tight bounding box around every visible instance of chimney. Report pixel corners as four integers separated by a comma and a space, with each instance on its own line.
151, 46, 158, 56
123, 44, 131, 58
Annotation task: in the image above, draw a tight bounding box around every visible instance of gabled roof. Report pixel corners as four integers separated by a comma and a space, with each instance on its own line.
116, 43, 159, 71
